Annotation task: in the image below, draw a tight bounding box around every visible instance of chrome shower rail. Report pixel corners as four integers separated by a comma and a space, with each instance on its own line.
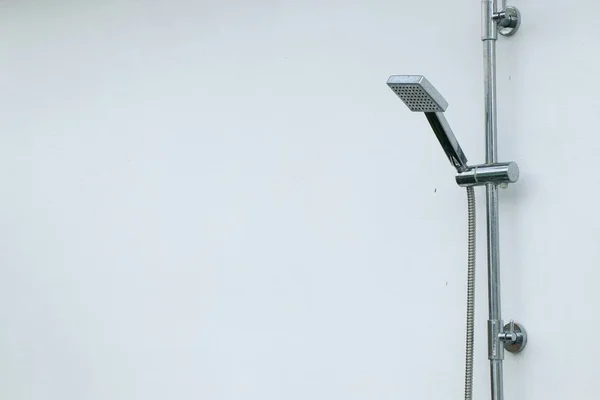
482, 2, 525, 400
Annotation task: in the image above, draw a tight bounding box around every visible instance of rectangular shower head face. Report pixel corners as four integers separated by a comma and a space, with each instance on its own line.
387, 75, 448, 112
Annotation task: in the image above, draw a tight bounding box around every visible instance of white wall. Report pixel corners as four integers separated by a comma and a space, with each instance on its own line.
0, 0, 598, 399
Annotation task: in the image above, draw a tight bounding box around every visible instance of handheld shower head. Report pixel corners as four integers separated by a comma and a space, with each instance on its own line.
387, 75, 448, 112
387, 75, 468, 172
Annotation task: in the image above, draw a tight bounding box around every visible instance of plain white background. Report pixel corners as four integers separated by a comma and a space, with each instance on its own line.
0, 0, 598, 399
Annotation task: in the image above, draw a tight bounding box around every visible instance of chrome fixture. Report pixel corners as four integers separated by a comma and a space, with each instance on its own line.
455, 162, 519, 187
493, 5, 521, 36
387, 75, 468, 173
500, 320, 527, 353
386, 2, 525, 400
482, 2, 525, 400
386, 75, 519, 188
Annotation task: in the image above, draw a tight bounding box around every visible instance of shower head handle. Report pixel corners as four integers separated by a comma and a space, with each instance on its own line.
387, 75, 469, 173
424, 112, 469, 173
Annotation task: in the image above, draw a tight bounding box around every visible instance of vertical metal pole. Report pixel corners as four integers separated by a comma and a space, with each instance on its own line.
482, 1, 504, 400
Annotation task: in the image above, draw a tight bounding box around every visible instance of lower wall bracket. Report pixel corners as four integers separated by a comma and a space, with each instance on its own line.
501, 320, 527, 354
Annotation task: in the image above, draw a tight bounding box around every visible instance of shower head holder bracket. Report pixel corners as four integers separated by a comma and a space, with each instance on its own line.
455, 162, 519, 187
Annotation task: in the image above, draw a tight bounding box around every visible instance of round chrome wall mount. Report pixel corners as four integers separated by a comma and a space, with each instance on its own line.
497, 6, 521, 37
503, 321, 527, 353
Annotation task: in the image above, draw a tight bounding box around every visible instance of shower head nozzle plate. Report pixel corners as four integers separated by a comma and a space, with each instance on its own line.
387, 75, 448, 112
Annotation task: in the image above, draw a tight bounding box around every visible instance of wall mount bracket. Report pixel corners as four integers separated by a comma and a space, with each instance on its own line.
499, 320, 527, 353
494, 5, 521, 37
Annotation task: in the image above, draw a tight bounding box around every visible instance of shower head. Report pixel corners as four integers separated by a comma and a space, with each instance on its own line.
387, 75, 448, 112
387, 75, 469, 173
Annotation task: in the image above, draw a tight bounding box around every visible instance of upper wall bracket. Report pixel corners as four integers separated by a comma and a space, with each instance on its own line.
494, 5, 521, 36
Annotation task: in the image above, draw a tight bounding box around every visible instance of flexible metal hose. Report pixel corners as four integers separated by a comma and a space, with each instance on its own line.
464, 186, 476, 400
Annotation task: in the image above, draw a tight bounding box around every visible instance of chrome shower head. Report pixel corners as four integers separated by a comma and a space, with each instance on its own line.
387, 75, 448, 112
387, 75, 469, 173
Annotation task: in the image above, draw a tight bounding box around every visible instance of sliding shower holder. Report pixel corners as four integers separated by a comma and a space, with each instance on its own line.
455, 162, 519, 187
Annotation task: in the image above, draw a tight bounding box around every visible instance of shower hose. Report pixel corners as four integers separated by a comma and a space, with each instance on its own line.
464, 187, 476, 400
